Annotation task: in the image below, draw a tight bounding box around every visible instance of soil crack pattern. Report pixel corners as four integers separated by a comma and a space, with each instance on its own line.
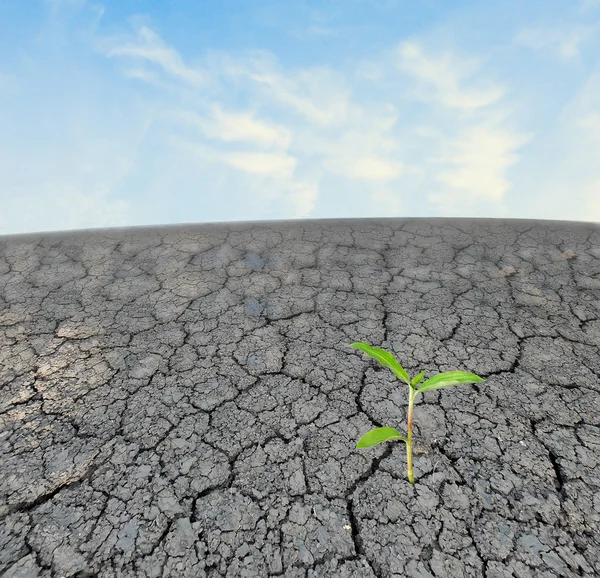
1, 217, 599, 577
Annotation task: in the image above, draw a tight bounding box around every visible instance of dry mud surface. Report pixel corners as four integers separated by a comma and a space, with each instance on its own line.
1, 217, 599, 578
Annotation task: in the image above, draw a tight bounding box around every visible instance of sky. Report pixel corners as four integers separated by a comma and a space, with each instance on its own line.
1, 0, 600, 237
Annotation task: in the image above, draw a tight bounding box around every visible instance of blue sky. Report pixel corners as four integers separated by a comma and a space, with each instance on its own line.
1, 0, 600, 236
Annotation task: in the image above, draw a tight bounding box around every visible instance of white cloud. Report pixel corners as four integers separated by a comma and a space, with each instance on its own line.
290, 26, 340, 40
166, 106, 292, 149
380, 40, 531, 208
104, 26, 207, 87
121, 67, 167, 88
427, 124, 534, 201
233, 64, 353, 127
514, 23, 600, 61
168, 137, 297, 178
103, 34, 354, 126
219, 151, 297, 176
96, 24, 534, 218
347, 156, 403, 180
394, 41, 506, 110
285, 181, 320, 217
197, 50, 351, 126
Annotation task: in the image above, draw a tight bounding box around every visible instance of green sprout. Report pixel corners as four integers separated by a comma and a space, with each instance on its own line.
350, 342, 485, 485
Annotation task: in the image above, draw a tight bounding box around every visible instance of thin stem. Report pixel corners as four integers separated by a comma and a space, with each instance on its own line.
406, 387, 416, 484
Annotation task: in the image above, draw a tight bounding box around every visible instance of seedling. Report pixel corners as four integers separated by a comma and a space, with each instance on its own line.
351, 342, 485, 485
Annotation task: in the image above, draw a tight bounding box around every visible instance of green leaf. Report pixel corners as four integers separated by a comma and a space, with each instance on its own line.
356, 427, 407, 448
411, 370, 426, 389
416, 371, 485, 394
349, 342, 410, 385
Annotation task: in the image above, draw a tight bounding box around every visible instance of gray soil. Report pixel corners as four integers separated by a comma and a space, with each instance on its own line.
1, 217, 599, 577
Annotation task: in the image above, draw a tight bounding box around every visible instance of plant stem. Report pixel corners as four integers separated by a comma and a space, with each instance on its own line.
406, 388, 416, 484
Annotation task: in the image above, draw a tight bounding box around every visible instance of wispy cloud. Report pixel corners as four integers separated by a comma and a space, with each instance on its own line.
210, 52, 354, 127
394, 41, 507, 110
166, 106, 292, 149
170, 137, 298, 177
102, 26, 208, 87
426, 123, 534, 201
90, 25, 536, 219
514, 22, 600, 61
290, 25, 340, 40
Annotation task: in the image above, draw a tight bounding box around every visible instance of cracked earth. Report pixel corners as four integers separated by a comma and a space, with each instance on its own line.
0, 217, 599, 578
